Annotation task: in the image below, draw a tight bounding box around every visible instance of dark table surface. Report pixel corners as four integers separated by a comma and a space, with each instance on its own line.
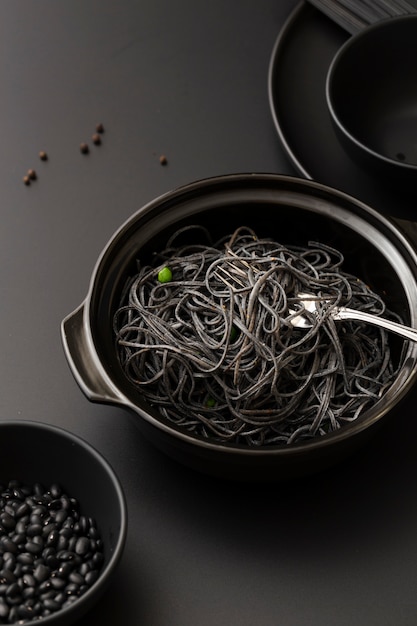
3, 1, 417, 625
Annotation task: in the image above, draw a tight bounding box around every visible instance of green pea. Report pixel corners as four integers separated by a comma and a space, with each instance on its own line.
206, 397, 216, 408
157, 266, 172, 283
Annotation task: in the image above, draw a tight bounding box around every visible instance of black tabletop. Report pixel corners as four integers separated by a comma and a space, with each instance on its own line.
2, 2, 417, 625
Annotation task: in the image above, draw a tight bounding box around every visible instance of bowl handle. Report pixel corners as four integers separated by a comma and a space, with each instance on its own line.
61, 303, 126, 406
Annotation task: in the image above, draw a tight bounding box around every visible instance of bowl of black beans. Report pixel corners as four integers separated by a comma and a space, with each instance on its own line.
0, 420, 127, 625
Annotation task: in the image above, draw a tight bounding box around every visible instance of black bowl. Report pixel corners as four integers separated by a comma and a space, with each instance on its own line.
61, 173, 417, 481
326, 15, 417, 189
0, 420, 127, 625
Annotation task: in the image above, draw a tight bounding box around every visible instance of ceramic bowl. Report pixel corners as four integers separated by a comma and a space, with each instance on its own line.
326, 14, 417, 189
0, 420, 127, 625
61, 173, 417, 481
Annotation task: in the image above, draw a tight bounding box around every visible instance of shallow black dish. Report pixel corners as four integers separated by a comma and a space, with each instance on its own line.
327, 14, 417, 189
61, 173, 417, 482
0, 420, 127, 626
268, 1, 417, 220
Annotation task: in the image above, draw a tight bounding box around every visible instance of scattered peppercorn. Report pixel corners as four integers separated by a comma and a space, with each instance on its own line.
23, 175, 31, 186
96, 123, 104, 134
39, 151, 48, 161
80, 143, 89, 154
157, 266, 172, 283
92, 133, 101, 145
159, 155, 167, 165
27, 169, 37, 181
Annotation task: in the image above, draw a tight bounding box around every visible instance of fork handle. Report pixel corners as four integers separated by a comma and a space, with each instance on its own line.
334, 307, 417, 342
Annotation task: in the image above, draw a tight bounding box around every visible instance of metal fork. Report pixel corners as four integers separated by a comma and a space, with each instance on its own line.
290, 293, 417, 341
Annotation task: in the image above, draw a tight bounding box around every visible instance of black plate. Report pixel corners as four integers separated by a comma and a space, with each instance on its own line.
268, 1, 417, 221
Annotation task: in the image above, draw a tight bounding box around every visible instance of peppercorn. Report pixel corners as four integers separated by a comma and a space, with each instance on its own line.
96, 123, 104, 134
80, 143, 89, 154
27, 169, 37, 181
159, 155, 167, 165
39, 151, 48, 161
92, 133, 101, 145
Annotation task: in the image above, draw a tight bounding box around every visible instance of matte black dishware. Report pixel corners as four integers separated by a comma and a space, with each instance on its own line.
307, 0, 416, 34
61, 173, 417, 481
0, 420, 127, 625
326, 14, 417, 189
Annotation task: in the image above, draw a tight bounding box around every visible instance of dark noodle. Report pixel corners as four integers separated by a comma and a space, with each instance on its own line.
113, 226, 402, 446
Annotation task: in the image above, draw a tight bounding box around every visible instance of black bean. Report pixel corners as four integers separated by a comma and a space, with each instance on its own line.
69, 571, 84, 586
42, 597, 61, 612
27, 522, 43, 538
49, 484, 62, 499
63, 517, 74, 529
45, 554, 60, 569
78, 562, 90, 576
60, 527, 74, 539
57, 562, 74, 578
32, 534, 44, 546
11, 533, 25, 547
33, 563, 50, 583
56, 534, 68, 551
38, 580, 51, 594
89, 525, 99, 540
49, 498, 63, 511
8, 606, 19, 622
22, 586, 36, 599
46, 529, 59, 546
33, 483, 45, 496
50, 576, 66, 590
54, 509, 68, 524
32, 505, 48, 518
75, 536, 90, 556
0, 598, 9, 619
6, 581, 21, 597
0, 512, 15, 531
42, 522, 56, 537
17, 552, 34, 566
17, 604, 35, 619
15, 502, 30, 518
23, 573, 36, 587
25, 541, 43, 555
0, 569, 16, 584
29, 514, 42, 526
65, 582, 80, 596
4, 503, 16, 517
3, 555, 16, 572
1, 538, 17, 554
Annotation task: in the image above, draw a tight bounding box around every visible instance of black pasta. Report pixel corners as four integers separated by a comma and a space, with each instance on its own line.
113, 226, 401, 446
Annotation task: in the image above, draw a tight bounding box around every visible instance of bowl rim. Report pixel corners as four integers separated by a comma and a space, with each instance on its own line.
325, 13, 417, 173
0, 419, 128, 625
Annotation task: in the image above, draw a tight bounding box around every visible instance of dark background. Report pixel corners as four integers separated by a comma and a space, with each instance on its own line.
2, 1, 417, 624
